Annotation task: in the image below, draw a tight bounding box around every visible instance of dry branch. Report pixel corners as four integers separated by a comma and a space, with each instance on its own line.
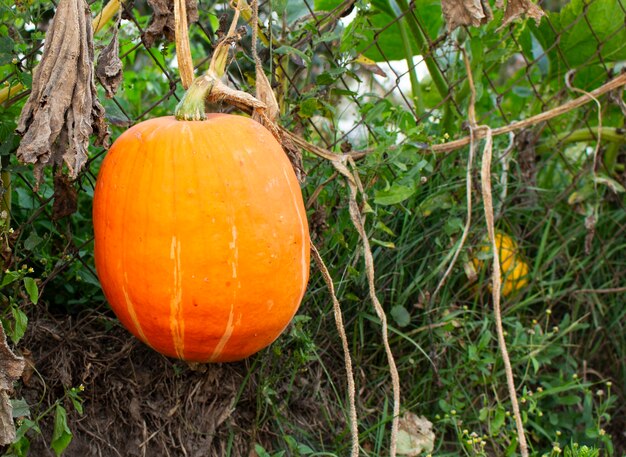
430, 72, 626, 154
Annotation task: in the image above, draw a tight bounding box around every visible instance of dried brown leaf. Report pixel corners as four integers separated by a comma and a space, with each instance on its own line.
441, 0, 492, 31
143, 0, 198, 48
396, 413, 435, 456
96, 22, 123, 98
441, 0, 544, 31
16, 0, 108, 182
254, 67, 280, 123
502, 0, 545, 27
52, 173, 78, 220
0, 326, 25, 445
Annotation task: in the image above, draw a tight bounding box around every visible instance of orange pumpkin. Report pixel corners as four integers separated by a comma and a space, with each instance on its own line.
93, 114, 310, 362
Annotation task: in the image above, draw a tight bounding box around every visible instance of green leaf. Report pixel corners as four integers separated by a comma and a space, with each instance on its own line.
1, 271, 20, 288
51, 405, 72, 457
491, 407, 505, 432
374, 183, 415, 205
594, 175, 625, 193
273, 45, 311, 66
299, 98, 320, 118
0, 35, 15, 66
23, 277, 38, 304
10, 305, 28, 344
390, 305, 411, 327
23, 231, 43, 251
342, 0, 442, 62
273, 0, 288, 15
371, 238, 396, 249
375, 220, 396, 236
314, 0, 340, 10
10, 398, 30, 418
539, 0, 626, 74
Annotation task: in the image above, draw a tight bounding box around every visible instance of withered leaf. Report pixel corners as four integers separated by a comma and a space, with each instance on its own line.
395, 412, 435, 456
0, 326, 25, 445
441, 0, 492, 31
143, 0, 198, 48
16, 0, 108, 183
441, 0, 544, 31
52, 173, 78, 220
96, 22, 123, 98
254, 65, 280, 124
502, 0, 545, 27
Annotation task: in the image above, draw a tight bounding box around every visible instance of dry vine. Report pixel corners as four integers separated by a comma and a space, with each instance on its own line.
331, 157, 401, 457
311, 245, 359, 457
463, 53, 529, 456
430, 71, 626, 154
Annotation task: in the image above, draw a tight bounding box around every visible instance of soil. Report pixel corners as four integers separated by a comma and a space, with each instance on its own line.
5, 305, 343, 457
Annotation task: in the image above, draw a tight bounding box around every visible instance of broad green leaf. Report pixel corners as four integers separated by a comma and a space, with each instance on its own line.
273, 0, 288, 15
374, 183, 415, 205
558, 0, 626, 66
23, 277, 38, 304
285, 1, 313, 23
51, 405, 72, 456
342, 0, 443, 62
535, 0, 626, 77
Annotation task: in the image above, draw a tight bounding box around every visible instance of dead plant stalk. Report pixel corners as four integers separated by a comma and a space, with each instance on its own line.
463, 52, 529, 457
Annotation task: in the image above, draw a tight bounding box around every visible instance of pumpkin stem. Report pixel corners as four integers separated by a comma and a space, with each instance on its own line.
174, 2, 241, 121
174, 73, 217, 121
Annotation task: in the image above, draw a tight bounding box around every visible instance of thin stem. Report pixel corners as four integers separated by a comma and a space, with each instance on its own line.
391, 0, 423, 114
535, 127, 625, 155
395, 0, 449, 102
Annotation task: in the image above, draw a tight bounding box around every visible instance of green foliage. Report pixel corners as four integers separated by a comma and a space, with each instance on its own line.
1, 0, 625, 455
50, 405, 71, 457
